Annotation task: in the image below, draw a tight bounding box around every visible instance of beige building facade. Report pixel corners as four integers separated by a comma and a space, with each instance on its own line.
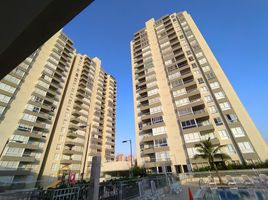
0, 31, 116, 188
131, 11, 268, 173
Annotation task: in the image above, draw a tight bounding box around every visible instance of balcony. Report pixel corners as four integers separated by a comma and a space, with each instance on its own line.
62, 149, 83, 155
144, 158, 172, 168
141, 146, 169, 156
1, 155, 36, 163
65, 140, 84, 147
60, 159, 81, 165
8, 142, 41, 151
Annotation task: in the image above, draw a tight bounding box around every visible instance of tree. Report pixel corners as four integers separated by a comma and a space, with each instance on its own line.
193, 137, 230, 184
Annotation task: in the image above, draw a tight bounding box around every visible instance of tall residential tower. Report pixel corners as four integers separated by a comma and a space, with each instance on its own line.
0, 31, 116, 188
131, 11, 268, 173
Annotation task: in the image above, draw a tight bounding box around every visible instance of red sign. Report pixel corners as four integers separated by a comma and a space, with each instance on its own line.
68, 172, 76, 185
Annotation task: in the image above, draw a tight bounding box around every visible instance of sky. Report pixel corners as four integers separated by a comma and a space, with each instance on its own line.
64, 0, 268, 156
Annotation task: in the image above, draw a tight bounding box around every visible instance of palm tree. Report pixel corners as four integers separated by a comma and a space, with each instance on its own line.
193, 137, 230, 184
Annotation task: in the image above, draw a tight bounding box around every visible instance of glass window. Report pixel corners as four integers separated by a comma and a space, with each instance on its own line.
226, 144, 236, 154
238, 142, 254, 153
0, 83, 16, 93
219, 102, 231, 111
181, 119, 196, 129
218, 130, 229, 140
209, 105, 217, 113
184, 132, 200, 143
198, 58, 207, 65
231, 127, 245, 138
152, 126, 166, 136
202, 66, 210, 72
175, 98, 190, 107
210, 82, 220, 89
204, 95, 213, 103
173, 88, 186, 97
215, 91, 225, 100
22, 113, 37, 122
214, 117, 223, 126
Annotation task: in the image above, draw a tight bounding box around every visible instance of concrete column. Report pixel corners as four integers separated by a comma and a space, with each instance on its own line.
87, 156, 101, 200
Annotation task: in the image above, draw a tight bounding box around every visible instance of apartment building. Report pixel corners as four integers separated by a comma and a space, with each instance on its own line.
0, 31, 116, 188
131, 11, 268, 174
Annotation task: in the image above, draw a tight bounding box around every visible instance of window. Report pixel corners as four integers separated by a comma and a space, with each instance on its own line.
238, 142, 254, 153
206, 72, 215, 80
11, 135, 28, 143
184, 132, 200, 143
202, 66, 210, 72
200, 86, 208, 93
31, 96, 43, 103
22, 113, 37, 122
219, 102, 231, 111
195, 52, 203, 58
204, 95, 213, 103
187, 147, 198, 158
231, 127, 245, 138
226, 114, 237, 123
197, 78, 204, 84
210, 82, 220, 89
194, 70, 200, 75
12, 68, 25, 77
154, 138, 167, 147
150, 106, 161, 114
5, 147, 24, 156
214, 117, 223, 126
160, 41, 170, 49
173, 88, 186, 97
214, 91, 225, 100
186, 50, 191, 55
168, 72, 181, 80
181, 119, 196, 129
178, 107, 192, 116
188, 57, 194, 61
208, 105, 217, 113
226, 144, 236, 154
35, 88, 46, 96
0, 83, 16, 93
17, 123, 33, 132
152, 126, 166, 136
200, 132, 215, 140
171, 79, 183, 88
148, 88, 158, 96
152, 116, 163, 124
4, 75, 20, 85
191, 63, 197, 68
218, 130, 229, 140
155, 151, 170, 161
175, 98, 190, 107
0, 94, 11, 103
149, 97, 160, 105
198, 58, 207, 65
38, 81, 49, 89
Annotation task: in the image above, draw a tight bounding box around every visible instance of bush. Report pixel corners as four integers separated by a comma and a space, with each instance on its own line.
132, 166, 147, 177
193, 160, 268, 172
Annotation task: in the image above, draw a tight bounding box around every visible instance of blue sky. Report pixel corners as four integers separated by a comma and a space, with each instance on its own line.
64, 0, 268, 156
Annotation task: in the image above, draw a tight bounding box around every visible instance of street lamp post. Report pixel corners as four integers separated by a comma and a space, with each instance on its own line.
80, 123, 91, 181
122, 139, 133, 176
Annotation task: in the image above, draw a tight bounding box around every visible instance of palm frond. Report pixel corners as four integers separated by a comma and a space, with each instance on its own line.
193, 154, 208, 160
213, 144, 227, 154
214, 153, 231, 160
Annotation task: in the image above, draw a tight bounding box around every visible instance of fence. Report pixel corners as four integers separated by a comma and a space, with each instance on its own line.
0, 175, 180, 200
